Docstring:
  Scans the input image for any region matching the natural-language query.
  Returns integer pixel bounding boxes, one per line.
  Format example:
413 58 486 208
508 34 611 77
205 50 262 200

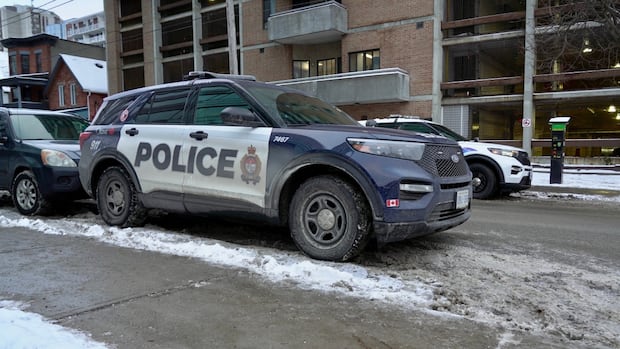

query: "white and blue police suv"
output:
78 72 472 261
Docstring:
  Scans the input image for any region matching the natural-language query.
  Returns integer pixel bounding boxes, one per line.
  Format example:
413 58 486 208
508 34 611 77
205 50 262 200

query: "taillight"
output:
79 131 93 147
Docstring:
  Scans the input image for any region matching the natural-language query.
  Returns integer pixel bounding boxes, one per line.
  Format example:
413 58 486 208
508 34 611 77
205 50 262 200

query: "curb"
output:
528 186 620 197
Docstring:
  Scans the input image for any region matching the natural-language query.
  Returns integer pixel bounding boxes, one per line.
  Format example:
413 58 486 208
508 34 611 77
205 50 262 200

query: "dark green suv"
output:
0 108 89 215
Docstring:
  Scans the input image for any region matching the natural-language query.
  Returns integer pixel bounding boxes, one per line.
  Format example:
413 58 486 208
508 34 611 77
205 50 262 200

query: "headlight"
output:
488 147 518 158
348 138 425 161
41 149 77 167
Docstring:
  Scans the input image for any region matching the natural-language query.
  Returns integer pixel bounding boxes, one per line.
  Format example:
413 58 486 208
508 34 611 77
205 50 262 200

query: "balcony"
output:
273 68 410 105
268 1 347 45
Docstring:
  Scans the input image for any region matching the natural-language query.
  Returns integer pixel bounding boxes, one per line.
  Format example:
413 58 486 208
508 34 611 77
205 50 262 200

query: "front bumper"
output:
34 166 88 200
373 183 472 244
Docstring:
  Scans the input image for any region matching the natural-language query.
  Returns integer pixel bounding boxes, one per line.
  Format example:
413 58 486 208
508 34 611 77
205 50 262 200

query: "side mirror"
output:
365 119 377 127
220 107 264 127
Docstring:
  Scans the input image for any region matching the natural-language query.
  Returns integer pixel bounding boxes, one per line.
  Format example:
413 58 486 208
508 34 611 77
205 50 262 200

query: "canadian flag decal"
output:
386 199 400 208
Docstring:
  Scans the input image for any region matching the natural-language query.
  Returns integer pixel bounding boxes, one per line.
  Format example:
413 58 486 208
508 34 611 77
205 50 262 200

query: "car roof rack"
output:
183 71 256 81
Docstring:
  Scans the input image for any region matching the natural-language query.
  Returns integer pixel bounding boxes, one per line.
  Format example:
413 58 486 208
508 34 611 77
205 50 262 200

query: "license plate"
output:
455 189 469 209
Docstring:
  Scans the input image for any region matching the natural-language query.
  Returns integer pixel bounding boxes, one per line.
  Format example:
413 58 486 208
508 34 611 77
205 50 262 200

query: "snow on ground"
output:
0 300 107 349
1 168 619 348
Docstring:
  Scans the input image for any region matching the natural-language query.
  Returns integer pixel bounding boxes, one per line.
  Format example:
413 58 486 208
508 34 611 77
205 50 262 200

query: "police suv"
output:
361 116 532 199
78 72 472 261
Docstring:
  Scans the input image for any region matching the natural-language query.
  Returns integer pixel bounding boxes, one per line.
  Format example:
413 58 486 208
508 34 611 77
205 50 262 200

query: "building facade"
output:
0 34 106 110
0 5 61 41
104 0 620 159
65 12 106 47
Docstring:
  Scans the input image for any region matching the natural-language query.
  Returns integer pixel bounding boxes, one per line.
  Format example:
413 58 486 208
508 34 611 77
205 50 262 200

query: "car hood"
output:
300 124 459 146
22 140 81 158
458 140 526 152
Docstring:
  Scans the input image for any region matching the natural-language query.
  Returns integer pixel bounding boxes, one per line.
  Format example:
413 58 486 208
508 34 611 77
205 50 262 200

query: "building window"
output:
201 7 239 51
123 67 145 91
293 60 310 78
20 53 30 74
317 58 338 76
163 58 194 83
70 83 77 105
263 0 273 28
9 53 17 75
121 28 143 52
349 49 380 72
161 17 193 58
35 51 42 73
58 85 65 106
203 52 230 74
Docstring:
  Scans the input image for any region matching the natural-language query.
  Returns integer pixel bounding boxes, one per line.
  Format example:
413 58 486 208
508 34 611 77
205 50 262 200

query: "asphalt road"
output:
1 196 618 348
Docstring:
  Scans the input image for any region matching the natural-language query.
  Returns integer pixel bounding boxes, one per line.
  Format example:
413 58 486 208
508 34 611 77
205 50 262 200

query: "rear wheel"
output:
96 166 147 227
470 163 498 199
289 175 371 261
11 170 51 215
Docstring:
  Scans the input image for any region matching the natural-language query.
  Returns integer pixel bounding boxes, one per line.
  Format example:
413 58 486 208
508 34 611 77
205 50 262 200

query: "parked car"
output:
361 116 532 199
78 72 472 261
0 108 90 215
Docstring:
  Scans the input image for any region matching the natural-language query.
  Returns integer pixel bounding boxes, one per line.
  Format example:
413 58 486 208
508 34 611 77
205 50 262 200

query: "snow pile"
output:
0 300 107 349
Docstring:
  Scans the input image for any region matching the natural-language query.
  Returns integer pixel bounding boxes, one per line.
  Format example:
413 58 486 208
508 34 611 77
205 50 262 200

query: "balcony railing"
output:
67 22 104 37
268 1 347 45
273 68 410 105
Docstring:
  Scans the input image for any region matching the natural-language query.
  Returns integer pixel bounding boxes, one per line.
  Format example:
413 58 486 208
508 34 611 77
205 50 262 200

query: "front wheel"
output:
470 163 498 200
96 166 147 227
11 170 50 215
289 176 371 261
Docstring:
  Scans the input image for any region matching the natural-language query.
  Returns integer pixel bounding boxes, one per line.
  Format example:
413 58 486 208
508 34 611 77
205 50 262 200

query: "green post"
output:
548 117 570 184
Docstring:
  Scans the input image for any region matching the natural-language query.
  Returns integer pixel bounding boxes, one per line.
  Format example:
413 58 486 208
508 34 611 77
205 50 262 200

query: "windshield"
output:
11 114 89 140
398 122 468 141
429 123 468 141
245 85 358 126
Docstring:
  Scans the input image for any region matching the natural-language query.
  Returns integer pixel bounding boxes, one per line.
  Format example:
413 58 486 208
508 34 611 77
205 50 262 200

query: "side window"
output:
399 123 440 135
193 86 251 125
134 89 189 124
94 95 140 125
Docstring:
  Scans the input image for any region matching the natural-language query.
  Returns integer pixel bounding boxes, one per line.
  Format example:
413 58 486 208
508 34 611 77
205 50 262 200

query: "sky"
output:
8 0 104 20
0 168 619 348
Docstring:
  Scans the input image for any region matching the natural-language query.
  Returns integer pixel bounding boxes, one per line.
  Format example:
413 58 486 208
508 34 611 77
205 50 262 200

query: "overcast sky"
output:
10 0 103 20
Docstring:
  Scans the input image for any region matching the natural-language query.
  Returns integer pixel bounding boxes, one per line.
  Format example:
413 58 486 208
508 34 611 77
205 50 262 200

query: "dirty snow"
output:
1 168 619 349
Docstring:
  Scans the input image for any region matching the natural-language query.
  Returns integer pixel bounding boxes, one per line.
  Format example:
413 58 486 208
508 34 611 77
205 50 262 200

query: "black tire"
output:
11 170 51 215
470 163 498 200
96 166 147 227
289 175 371 261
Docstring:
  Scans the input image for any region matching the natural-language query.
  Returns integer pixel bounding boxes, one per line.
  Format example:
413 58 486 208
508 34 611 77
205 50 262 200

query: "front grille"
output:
516 151 531 165
429 202 468 222
415 145 470 178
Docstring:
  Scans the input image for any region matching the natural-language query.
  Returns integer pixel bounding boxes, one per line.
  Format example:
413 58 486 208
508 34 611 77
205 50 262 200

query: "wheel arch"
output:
465 155 505 184
273 159 382 227
88 152 142 198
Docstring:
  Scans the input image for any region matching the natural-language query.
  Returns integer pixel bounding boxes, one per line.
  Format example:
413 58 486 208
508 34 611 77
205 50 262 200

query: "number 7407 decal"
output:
273 136 290 143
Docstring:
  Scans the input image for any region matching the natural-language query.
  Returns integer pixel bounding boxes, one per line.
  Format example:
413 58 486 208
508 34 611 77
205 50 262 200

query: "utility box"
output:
549 117 570 184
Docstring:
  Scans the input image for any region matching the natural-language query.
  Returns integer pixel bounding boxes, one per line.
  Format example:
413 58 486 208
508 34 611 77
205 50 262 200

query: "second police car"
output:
78 72 472 261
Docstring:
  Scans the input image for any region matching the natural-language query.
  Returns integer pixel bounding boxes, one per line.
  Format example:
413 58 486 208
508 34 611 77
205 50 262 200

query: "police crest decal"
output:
240 145 261 185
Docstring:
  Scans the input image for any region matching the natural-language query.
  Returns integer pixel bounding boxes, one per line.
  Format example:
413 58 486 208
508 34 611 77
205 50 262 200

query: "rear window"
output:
11 114 89 140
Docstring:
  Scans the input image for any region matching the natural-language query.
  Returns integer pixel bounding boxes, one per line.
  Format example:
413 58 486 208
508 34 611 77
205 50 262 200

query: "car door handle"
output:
190 131 208 140
125 128 139 136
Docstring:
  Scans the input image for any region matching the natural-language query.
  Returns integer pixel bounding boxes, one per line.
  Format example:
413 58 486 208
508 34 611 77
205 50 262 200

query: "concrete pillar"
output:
145 0 163 85
522 0 537 155
226 0 238 74
432 0 445 123
104 0 123 94
193 0 203 72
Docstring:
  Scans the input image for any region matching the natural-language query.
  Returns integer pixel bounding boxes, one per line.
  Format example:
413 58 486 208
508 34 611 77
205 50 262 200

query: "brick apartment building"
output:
104 0 620 159
0 33 106 116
